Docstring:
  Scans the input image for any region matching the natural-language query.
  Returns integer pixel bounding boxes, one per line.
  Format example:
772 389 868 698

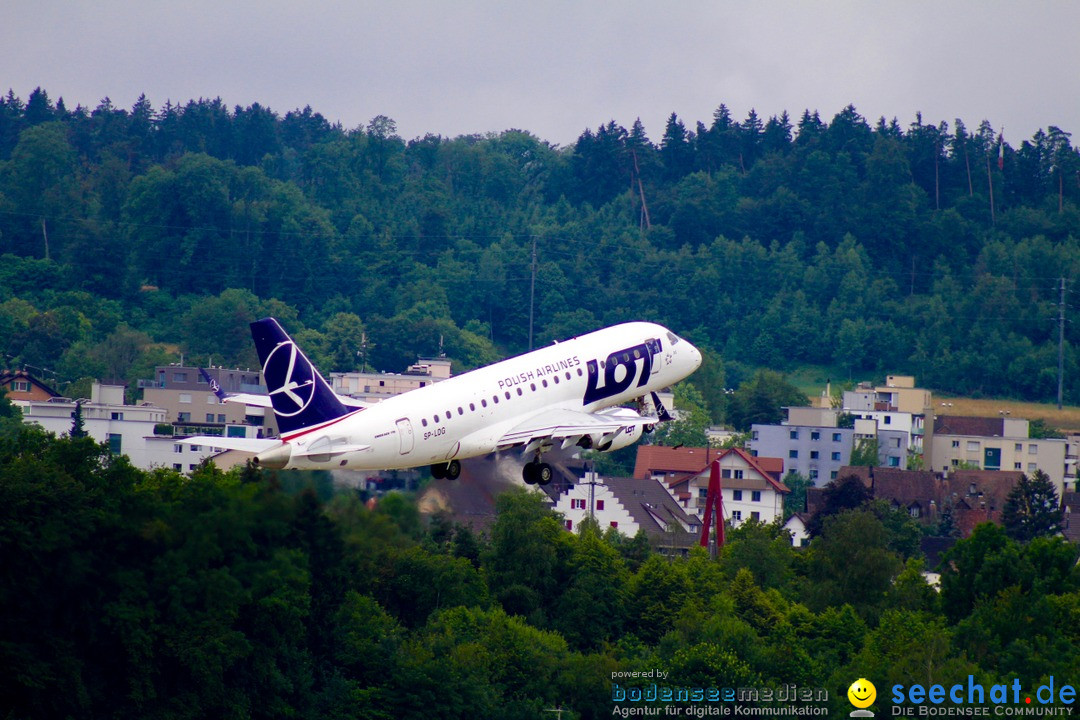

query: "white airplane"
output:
184 318 702 485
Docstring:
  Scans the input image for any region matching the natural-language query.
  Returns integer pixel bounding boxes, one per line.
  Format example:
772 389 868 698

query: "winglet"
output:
250 318 354 436
650 391 674 422
199 367 230 402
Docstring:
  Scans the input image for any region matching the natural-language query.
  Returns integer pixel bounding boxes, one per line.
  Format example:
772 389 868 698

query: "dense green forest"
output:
3 416 1080 719
1 88 1079 416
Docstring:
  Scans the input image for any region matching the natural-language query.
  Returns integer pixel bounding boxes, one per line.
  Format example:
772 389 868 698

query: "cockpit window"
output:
666 331 680 345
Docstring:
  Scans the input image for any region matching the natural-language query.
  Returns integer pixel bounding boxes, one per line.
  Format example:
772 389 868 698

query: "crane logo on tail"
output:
263 341 316 417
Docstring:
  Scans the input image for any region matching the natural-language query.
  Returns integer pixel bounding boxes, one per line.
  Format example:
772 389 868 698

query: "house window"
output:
811 431 820 441
733 490 743 501
173 463 182 471
207 395 216 404
731 511 742 521
809 469 819 480
610 521 618 528
967 441 979 452
111 412 124 420
571 499 585 510
789 450 798 459
699 488 707 498
1028 463 1037 472
177 412 191 422
832 432 842 442
733 469 744 480
832 452 841 461
596 500 605 511
888 456 900 467
751 511 760 521
1015 443 1023 452
830 471 838 479
1029 444 1038 455
206 413 215 422
790 430 799 440
910 506 921 518
174 444 183 453
722 469 731 478
217 414 226 423
884 416 892 424
107 433 122 454
751 491 761 502
565 520 572 530
894 438 901 448
11 380 30 392
173 372 187 382
751 430 759 441
952 440 960 448
179 393 192 404
810 451 819 459
1015 462 1022 470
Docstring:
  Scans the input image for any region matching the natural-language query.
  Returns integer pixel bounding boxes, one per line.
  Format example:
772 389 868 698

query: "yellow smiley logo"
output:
848 678 876 709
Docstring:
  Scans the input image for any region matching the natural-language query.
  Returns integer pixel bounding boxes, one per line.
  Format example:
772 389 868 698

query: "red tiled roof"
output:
633 445 717 479
662 447 790 494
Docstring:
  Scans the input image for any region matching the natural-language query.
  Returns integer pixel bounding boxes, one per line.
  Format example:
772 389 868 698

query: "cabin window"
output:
421 419 428 427
633 349 641 359
542 379 548 388
552 376 559 384
469 403 475 411
504 391 511 400
516 388 523 396
445 411 451 420
482 399 488 407
530 383 536 391
457 407 464 416
577 368 583 377
493 396 499 404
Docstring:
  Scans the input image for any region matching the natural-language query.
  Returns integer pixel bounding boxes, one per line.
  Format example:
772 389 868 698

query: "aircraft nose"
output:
686 341 703 371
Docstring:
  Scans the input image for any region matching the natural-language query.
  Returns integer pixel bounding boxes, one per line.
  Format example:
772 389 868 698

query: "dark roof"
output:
839 466 942 506
600 475 697 539
1060 490 1080 543
945 470 1023 536
0 369 60 397
934 416 1005 437
920 536 957 572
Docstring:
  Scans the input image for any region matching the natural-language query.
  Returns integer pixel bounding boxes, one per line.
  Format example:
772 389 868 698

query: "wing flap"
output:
498 407 657 449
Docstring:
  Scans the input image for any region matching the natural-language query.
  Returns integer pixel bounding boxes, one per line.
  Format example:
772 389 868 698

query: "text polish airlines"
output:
184 318 702 485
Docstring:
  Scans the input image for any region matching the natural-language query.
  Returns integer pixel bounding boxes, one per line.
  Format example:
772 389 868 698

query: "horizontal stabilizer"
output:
178 436 281 454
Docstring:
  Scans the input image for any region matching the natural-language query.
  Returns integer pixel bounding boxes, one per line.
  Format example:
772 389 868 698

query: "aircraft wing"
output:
497 406 657 453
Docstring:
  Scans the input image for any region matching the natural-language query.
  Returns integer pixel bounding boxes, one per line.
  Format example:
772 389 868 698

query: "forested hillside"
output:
1 89 1079 412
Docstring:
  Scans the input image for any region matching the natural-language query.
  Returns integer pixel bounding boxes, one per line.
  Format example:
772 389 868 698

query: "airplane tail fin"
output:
250 318 354 436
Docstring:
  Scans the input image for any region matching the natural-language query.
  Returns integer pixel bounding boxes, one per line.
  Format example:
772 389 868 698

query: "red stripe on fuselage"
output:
280 408 365 442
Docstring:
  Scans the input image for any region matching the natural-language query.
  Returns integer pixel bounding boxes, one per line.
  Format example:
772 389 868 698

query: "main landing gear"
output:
430 459 461 480
522 459 553 486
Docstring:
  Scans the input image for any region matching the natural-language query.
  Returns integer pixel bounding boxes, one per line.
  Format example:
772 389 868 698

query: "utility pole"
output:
1059 277 1066 410
528 237 537 351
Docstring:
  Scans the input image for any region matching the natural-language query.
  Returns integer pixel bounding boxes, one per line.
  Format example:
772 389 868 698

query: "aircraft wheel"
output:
537 463 553 486
445 459 461 480
430 463 447 480
522 463 537 485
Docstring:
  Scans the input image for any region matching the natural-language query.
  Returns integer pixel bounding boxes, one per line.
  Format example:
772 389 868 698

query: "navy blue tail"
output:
251 318 352 435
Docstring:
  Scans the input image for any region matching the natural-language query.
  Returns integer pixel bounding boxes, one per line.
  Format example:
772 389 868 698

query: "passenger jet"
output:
183 318 702 485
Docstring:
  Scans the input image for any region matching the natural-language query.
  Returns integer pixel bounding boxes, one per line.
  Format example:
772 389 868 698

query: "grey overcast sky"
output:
2 1 1078 148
